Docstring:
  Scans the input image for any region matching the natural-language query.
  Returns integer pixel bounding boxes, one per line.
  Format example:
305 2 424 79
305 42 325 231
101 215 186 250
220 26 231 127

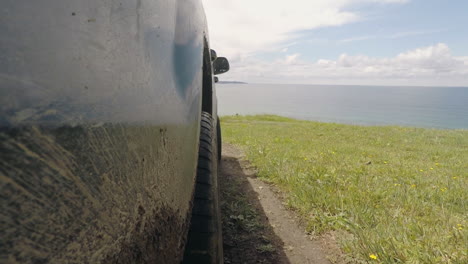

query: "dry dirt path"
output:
220 144 331 264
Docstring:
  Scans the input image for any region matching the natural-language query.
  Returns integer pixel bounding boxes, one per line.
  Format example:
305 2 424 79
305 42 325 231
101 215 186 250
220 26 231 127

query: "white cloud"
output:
203 0 411 58
339 35 377 43
285 53 301 64
221 44 468 86
339 29 445 43
388 29 445 39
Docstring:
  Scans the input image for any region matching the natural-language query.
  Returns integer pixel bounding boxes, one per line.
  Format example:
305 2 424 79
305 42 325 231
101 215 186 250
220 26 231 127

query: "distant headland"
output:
218 81 248 84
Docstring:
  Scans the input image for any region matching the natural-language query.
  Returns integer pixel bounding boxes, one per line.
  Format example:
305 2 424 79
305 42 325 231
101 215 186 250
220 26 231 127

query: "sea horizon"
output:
217 83 468 129
219 82 468 89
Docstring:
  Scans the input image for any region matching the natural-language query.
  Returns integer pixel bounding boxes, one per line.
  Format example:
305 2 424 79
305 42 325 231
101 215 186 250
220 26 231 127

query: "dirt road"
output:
220 144 331 264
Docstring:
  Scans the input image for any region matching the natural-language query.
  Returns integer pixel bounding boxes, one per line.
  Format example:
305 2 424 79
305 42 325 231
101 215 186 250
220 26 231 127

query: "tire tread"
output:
183 112 222 263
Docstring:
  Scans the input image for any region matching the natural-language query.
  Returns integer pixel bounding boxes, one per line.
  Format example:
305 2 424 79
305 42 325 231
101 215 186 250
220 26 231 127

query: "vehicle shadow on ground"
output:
219 153 291 264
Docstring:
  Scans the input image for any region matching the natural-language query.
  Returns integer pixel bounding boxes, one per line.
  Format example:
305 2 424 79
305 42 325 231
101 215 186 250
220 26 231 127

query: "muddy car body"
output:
0 0 226 262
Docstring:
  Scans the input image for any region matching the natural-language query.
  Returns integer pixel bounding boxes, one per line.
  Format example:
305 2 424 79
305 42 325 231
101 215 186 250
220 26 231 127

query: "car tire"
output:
217 117 222 162
183 112 223 264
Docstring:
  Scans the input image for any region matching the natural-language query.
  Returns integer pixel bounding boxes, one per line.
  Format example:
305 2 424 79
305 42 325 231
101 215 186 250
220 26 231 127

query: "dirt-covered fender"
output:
0 0 211 263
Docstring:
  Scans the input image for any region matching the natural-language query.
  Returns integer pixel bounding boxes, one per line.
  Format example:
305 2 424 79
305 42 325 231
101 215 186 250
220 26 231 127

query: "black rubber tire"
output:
216 117 222 162
183 112 223 264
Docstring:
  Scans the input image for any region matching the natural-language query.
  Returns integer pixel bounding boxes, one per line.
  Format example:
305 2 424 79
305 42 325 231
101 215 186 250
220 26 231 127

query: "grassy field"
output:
221 115 467 263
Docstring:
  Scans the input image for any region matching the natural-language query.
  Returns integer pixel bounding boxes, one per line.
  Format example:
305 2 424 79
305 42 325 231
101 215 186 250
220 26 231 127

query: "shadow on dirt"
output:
220 155 291 264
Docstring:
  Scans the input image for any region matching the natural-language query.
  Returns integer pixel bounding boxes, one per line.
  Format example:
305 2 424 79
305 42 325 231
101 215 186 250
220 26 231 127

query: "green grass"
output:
221 115 468 263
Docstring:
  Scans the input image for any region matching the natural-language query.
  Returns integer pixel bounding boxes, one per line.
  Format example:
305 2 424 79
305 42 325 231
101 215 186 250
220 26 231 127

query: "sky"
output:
202 0 468 86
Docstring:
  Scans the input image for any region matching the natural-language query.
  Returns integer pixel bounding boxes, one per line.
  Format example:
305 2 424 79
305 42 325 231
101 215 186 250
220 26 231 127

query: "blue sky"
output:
283 0 468 60
204 0 468 86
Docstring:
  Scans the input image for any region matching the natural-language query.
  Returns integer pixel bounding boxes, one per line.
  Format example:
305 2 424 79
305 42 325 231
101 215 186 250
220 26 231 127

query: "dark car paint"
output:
0 0 217 262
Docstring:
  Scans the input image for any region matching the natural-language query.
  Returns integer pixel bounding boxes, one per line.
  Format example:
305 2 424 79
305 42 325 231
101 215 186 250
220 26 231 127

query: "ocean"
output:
216 83 468 129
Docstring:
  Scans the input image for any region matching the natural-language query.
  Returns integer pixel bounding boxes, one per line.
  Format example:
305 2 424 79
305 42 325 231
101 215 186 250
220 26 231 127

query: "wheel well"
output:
201 39 213 114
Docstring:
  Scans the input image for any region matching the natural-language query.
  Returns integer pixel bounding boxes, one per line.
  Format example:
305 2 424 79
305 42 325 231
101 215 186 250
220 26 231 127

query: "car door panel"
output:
0 0 209 262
